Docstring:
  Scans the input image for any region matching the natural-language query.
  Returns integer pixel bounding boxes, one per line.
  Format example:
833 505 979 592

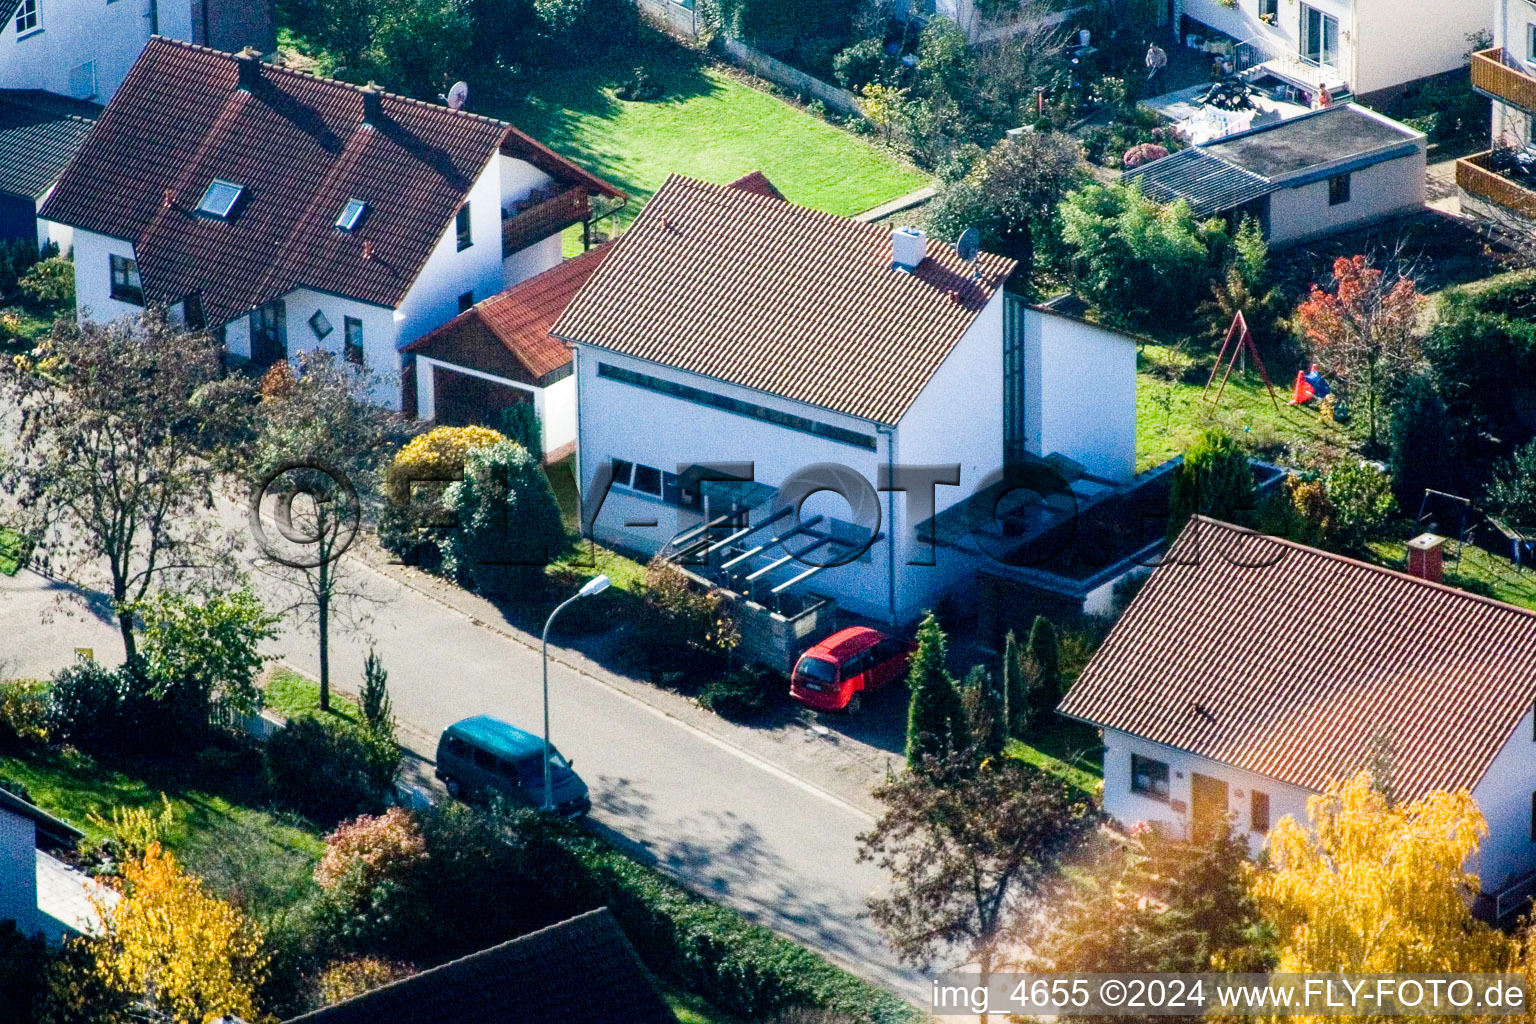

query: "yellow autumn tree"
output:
88 842 270 1024
1251 771 1520 984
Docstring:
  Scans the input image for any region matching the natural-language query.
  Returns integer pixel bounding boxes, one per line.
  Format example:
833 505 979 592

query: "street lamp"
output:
541 574 611 811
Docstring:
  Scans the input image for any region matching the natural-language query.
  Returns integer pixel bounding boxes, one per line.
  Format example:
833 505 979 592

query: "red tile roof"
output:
727 170 785 201
550 174 1016 426
1058 517 1536 802
40 38 616 328
404 243 611 381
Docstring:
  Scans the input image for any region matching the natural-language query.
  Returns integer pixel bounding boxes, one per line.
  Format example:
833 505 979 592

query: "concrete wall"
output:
1025 310 1138 484
1266 149 1426 246
719 38 863 116
0 809 37 935
395 158 506 348
69 228 143 324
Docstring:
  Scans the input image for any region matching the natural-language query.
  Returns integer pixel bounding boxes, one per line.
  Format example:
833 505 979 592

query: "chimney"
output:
234 47 262 92
1406 532 1445 583
360 82 385 127
890 226 926 272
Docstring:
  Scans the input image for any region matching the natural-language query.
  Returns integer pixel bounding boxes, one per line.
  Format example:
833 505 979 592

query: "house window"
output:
455 203 472 251
344 316 363 366
632 464 662 496
1328 173 1351 206
251 300 286 365
458 290 474 313
1250 790 1270 832
335 198 367 232
183 293 205 330
1130 754 1171 802
14 0 39 35
1527 23 1536 63
197 179 244 219
309 309 333 340
611 459 634 488
1257 0 1277 19
109 254 143 305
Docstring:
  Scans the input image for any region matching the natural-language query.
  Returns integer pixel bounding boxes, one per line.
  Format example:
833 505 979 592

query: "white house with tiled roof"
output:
1060 517 1536 917
552 172 1138 627
40 39 622 409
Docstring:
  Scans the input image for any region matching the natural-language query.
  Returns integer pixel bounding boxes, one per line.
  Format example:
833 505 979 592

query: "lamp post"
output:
542 574 611 811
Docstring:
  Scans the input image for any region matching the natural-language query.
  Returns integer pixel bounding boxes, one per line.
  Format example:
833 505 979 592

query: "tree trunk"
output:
113 578 136 663
318 557 330 713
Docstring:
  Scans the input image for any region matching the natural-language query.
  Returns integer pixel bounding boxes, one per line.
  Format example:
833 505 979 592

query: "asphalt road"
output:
0 557 928 1002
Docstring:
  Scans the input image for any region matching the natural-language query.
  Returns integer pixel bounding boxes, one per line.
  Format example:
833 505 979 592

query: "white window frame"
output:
14 0 40 36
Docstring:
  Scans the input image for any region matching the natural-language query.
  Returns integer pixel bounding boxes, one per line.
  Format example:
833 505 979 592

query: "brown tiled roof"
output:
1058 517 1536 803
727 170 785 201
40 38 613 327
550 174 1016 426
284 908 677 1024
404 243 611 382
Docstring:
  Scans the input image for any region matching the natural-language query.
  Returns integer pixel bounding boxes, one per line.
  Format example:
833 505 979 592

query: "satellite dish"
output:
447 81 469 110
955 226 981 263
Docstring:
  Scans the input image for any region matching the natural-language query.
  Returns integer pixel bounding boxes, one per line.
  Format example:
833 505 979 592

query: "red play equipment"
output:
1204 311 1280 410
1288 363 1332 405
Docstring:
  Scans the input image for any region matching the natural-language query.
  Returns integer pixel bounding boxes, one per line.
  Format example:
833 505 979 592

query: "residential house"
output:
552 172 1139 628
1457 1 1536 233
1172 0 1488 102
0 89 94 246
0 786 91 942
401 242 612 462
284 908 679 1024
0 0 273 103
1059 517 1536 917
40 38 623 409
1123 103 1426 245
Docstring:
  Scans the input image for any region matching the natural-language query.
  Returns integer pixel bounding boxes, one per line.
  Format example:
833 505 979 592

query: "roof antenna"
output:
445 81 469 110
954 226 981 284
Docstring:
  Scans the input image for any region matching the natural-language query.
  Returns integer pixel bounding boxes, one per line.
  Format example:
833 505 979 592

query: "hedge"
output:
545 822 922 1024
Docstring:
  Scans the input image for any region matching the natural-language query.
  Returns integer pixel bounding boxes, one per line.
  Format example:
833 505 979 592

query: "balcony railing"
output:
1457 149 1536 220
502 186 593 258
1471 47 1536 113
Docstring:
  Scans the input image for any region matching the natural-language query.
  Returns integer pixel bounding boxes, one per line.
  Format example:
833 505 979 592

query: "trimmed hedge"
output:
545 822 922 1024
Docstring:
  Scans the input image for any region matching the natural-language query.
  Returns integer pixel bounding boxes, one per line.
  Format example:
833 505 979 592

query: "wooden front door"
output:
1190 773 1230 843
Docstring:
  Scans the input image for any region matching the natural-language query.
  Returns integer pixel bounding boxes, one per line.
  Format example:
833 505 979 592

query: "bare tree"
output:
1 311 247 660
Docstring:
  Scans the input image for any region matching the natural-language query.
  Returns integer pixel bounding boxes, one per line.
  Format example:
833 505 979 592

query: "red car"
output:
790 627 912 713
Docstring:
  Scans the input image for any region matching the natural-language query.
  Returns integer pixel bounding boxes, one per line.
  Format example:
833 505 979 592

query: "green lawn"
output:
1007 719 1105 798
263 666 361 722
663 986 745 1024
492 35 927 230
1136 344 1363 472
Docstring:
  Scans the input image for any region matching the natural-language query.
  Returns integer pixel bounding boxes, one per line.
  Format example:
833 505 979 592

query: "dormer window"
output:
14 0 39 36
197 179 244 219
335 198 367 232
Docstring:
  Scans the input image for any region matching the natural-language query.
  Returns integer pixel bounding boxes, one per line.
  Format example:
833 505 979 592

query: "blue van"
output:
435 715 590 817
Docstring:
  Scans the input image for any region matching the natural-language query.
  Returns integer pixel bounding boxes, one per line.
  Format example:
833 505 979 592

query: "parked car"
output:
435 715 590 817
789 627 912 713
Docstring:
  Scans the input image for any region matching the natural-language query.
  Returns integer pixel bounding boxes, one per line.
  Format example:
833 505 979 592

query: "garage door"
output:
433 364 531 430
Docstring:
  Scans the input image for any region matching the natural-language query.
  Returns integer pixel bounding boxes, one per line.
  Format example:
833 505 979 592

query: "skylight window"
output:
335 198 368 232
197 180 244 219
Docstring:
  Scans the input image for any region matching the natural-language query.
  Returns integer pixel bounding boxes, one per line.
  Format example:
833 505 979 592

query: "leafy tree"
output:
1251 771 1521 976
441 440 569 591
924 131 1088 264
1388 374 1454 514
87 843 270 1024
1322 460 1398 552
131 589 279 717
703 0 859 48
635 558 740 678
0 919 51 1023
1025 614 1059 712
858 754 1098 1016
1200 216 1290 363
1027 825 1273 996
1 311 247 661
1166 428 1258 540
832 37 888 90
1059 182 1230 329
1295 254 1423 448
360 648 393 732
264 717 400 821
497 402 543 456
1486 439 1536 531
905 611 968 769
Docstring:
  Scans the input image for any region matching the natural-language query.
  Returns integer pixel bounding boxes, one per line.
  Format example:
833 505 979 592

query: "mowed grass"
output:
492 35 927 228
263 666 360 723
1007 718 1105 798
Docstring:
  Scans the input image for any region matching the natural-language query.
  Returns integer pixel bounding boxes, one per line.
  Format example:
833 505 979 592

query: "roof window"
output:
197 179 244 219
335 198 367 232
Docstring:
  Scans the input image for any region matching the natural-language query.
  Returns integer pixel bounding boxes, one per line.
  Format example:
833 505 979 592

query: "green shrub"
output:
633 558 740 680
0 918 51 1023
698 665 781 720
45 660 188 755
1324 461 1399 551
1166 428 1258 540
0 679 50 748
441 440 568 591
264 717 399 822
832 37 887 90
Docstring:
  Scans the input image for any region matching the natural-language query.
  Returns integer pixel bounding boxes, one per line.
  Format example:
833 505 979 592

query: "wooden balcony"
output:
502 186 593 258
1457 150 1536 220
1471 47 1536 113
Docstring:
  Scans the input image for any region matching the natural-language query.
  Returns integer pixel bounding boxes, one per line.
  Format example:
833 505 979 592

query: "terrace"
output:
1456 148 1536 225
1470 47 1536 113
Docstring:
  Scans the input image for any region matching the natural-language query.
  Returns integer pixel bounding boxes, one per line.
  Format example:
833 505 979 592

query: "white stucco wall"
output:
1024 311 1137 484
1266 149 1427 245
0 809 37 935
542 371 576 456
1493 0 1536 147
415 356 572 457
394 158 506 348
502 232 563 289
282 286 400 406
499 155 555 212
1101 728 1317 857
68 227 143 324
0 0 161 101
1353 0 1489 96
1471 708 1536 893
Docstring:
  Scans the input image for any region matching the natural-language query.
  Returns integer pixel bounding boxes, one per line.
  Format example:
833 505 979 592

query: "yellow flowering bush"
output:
385 425 506 507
